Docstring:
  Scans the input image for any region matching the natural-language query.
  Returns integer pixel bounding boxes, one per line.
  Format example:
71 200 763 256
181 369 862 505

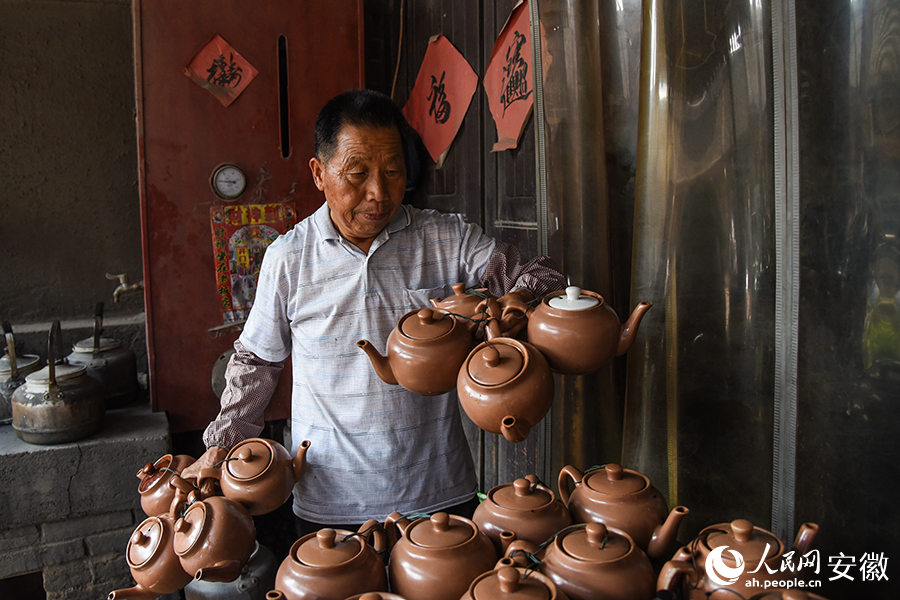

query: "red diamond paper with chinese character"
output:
185 34 259 107
485 0 534 152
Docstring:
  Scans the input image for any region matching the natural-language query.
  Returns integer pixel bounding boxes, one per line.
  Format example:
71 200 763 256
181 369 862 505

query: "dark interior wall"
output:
0 0 146 367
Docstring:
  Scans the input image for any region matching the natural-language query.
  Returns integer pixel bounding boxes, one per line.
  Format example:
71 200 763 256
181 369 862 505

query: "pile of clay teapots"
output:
657 518 820 599
358 284 652 444
136 453 197 517
558 463 689 560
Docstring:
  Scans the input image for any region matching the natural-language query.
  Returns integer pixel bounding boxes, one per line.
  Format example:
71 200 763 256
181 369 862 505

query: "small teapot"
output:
136 453 197 517
456 306 554 443
270 521 389 600
170 473 257 583
386 511 497 600
526 286 651 374
558 464 688 560
430 283 493 334
506 522 655 600
108 512 194 600
461 563 569 600
657 518 820 599
358 308 475 396
473 475 572 552
218 438 310 515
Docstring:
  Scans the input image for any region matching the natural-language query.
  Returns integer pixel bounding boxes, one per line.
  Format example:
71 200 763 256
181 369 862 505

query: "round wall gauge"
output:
210 164 247 200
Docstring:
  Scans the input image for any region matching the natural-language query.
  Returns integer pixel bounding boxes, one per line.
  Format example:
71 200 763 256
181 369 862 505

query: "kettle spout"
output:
357 340 398 385
107 585 160 600
292 439 311 481
791 522 819 555
647 505 689 560
195 559 243 583
617 301 652 356
500 416 530 443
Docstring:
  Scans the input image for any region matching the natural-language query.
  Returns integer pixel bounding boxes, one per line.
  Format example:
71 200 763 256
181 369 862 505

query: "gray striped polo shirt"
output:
239 202 494 523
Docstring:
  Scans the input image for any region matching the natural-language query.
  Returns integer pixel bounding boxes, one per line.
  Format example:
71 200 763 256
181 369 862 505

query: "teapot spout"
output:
647 505 689 559
107 585 160 600
791 522 819 555
356 340 398 385
617 301 652 356
195 559 243 582
292 439 311 481
500 416 530 443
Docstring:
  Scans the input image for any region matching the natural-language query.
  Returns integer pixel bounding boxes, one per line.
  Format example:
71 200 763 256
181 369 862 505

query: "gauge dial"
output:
211 164 246 200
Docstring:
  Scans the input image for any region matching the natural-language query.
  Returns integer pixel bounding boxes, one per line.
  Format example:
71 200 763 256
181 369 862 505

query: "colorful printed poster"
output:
403 35 479 168
210 203 296 323
484 0 534 152
185 34 259 107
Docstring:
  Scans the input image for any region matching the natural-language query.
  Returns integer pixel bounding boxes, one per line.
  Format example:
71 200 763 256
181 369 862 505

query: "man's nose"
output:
366 172 391 201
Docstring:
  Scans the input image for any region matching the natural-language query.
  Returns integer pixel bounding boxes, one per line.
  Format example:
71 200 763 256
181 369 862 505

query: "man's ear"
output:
309 156 325 191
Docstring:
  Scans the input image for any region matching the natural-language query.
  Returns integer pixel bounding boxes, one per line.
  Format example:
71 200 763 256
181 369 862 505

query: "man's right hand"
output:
180 446 229 482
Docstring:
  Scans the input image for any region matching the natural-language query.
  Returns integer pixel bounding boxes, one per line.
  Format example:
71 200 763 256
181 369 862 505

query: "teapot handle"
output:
557 465 584 507
197 468 221 499
656 559 695 593
357 519 388 554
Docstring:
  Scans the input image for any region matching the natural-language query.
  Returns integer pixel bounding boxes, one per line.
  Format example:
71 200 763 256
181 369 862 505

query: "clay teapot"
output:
456 307 554 443
270 521 389 600
218 438 310 515
136 453 197 517
430 283 493 334
558 463 688 560
473 475 572 552
461 563 569 600
506 522 655 600
525 286 651 374
748 592 830 600
657 518 820 599
108 512 194 600
386 511 497 600
358 307 475 395
169 473 257 583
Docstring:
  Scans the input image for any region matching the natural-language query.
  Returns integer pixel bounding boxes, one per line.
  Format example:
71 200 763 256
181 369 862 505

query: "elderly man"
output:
183 89 564 534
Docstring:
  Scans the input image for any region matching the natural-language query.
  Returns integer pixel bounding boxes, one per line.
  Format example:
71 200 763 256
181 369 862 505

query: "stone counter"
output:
0 404 171 600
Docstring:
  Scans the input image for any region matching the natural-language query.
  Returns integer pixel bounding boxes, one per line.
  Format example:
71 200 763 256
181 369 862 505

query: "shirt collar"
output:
313 202 411 243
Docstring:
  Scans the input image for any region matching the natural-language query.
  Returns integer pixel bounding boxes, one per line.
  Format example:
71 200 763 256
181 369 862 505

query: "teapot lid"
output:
224 439 275 480
137 454 174 493
471 566 551 600
72 336 122 353
127 517 166 568
467 343 524 386
547 286 600 311
25 362 87 384
705 519 783 564
400 308 454 340
0 353 40 376
173 502 209 556
408 512 475 548
491 478 553 511
558 523 631 562
583 464 648 495
293 529 362 567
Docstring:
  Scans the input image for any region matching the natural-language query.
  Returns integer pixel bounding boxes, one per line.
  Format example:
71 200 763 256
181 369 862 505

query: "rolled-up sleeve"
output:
479 241 566 298
202 339 284 450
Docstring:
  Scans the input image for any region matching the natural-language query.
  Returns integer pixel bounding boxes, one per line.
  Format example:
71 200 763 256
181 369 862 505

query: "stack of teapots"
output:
558 463 688 561
657 518 820 599
136 454 197 517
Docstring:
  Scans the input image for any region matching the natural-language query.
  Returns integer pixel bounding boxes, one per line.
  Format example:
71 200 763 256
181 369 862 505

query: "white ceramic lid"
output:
547 286 600 310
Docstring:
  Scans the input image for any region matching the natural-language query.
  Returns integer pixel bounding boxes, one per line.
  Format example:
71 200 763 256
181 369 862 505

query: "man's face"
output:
309 123 407 252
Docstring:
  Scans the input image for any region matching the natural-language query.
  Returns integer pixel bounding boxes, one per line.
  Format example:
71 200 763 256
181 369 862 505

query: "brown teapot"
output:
558 463 688 560
342 594 409 600
473 475 572 552
461 563 569 600
457 308 554 443
525 286 651 374
657 518 820 599
430 283 493 334
270 521 389 600
218 438 310 515
506 522 655 600
358 308 475 395
748 592 830 600
136 453 197 517
386 511 497 600
170 472 257 583
108 512 194 600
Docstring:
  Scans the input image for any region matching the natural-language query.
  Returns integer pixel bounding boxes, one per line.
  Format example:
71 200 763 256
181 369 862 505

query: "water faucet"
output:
106 273 144 302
